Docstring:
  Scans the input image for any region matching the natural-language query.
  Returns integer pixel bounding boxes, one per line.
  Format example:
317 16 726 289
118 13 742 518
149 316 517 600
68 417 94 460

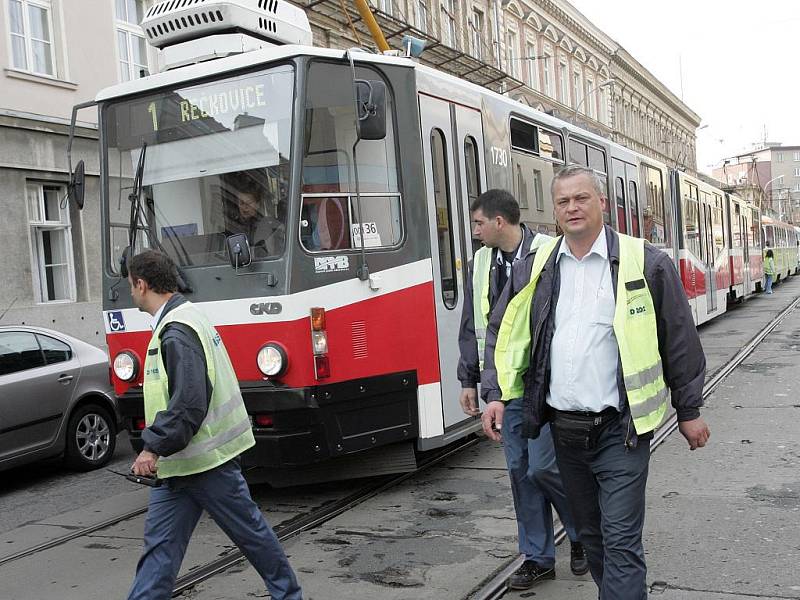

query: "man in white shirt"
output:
484 165 710 600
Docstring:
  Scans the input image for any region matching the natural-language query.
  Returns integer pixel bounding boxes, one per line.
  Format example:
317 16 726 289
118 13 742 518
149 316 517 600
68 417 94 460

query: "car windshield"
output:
104 65 293 270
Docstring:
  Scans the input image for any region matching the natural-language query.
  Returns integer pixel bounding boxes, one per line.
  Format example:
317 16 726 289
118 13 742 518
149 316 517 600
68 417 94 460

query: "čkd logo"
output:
250 302 282 316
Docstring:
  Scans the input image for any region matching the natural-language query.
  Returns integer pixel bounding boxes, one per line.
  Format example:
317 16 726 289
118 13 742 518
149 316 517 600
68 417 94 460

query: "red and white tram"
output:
66 0 790 482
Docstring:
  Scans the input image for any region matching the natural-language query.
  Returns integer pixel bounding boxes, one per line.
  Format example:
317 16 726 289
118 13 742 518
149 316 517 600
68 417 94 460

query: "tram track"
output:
468 294 800 600
171 435 480 595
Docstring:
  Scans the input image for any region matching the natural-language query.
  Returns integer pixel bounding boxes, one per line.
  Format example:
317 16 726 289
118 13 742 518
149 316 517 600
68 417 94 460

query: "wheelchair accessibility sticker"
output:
107 311 126 332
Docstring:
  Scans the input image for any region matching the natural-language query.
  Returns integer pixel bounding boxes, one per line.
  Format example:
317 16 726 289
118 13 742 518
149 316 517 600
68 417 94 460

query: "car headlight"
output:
113 351 139 381
257 343 288 377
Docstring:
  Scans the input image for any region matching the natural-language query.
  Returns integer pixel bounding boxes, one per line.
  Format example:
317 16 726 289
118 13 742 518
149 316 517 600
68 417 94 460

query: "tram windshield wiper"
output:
120 144 193 293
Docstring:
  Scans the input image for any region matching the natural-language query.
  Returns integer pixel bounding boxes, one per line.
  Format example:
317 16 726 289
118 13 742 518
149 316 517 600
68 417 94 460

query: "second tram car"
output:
67 0 791 482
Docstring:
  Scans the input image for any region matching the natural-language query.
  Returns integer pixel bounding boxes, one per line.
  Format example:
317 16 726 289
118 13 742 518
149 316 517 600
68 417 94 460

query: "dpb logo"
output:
107 311 126 332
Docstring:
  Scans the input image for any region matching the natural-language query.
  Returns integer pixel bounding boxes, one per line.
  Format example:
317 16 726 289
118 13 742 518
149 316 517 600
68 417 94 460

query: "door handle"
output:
58 374 74 383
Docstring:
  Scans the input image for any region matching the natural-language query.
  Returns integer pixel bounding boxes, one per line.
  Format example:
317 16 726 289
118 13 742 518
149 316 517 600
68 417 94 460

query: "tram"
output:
65 0 789 483
762 216 799 281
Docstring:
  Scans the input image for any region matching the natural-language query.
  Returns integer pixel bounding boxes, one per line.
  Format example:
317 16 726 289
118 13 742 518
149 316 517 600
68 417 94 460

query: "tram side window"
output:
510 121 561 234
641 164 666 246
629 181 640 238
538 129 563 161
431 129 458 309
300 62 402 252
464 136 482 254
683 184 701 258
751 209 760 246
732 203 742 248
615 177 627 234
712 194 725 258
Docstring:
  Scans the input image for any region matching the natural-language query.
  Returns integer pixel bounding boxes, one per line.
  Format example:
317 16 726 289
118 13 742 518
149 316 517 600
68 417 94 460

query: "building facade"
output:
0 0 156 342
299 0 701 170
712 143 800 223
1 0 699 343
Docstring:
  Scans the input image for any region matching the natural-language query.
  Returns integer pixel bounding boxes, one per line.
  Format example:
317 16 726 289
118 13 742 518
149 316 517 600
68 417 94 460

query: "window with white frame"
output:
440 0 456 48
416 0 428 33
115 0 149 82
573 67 583 112
599 86 609 125
795 168 800 177
470 8 483 60
795 151 800 161
558 58 569 105
8 0 56 76
506 30 518 78
526 41 538 89
542 46 554 97
775 152 784 162
793 182 800 192
26 182 75 303
377 0 393 16
585 75 595 118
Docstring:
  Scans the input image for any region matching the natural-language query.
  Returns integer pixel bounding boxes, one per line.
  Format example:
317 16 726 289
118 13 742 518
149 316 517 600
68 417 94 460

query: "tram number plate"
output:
351 222 382 247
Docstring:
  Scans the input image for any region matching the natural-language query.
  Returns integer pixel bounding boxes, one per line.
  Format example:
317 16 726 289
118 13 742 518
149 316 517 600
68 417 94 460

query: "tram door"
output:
611 159 639 236
419 94 470 430
701 196 718 313
740 206 752 294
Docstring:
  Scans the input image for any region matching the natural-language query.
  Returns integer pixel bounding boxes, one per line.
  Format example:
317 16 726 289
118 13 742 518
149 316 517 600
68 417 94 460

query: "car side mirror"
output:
68 160 85 210
354 79 386 141
226 233 252 269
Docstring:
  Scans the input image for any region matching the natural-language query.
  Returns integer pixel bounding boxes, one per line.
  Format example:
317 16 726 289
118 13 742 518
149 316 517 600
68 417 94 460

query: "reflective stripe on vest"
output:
143 302 255 478
494 233 668 434
472 246 493 371
472 234 552 371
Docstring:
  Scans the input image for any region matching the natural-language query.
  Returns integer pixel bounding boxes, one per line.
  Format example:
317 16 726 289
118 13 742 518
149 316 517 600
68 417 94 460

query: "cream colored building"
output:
0 0 156 341
301 0 701 171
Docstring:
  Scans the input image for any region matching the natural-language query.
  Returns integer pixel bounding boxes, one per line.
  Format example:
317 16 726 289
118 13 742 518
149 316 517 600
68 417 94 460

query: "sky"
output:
568 0 800 174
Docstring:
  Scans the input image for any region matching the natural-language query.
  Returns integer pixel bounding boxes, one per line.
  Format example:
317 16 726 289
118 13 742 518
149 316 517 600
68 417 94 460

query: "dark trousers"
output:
551 415 649 600
127 460 302 600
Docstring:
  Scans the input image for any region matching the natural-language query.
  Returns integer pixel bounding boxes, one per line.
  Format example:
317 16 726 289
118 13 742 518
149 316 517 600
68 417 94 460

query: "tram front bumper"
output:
119 370 419 468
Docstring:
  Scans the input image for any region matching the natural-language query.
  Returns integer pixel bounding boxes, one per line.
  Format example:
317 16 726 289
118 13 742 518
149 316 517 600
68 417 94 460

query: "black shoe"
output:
570 541 590 576
508 560 556 590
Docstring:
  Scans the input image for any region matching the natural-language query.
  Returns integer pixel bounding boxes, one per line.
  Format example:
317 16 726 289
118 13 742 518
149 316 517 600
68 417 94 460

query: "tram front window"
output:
104 66 293 271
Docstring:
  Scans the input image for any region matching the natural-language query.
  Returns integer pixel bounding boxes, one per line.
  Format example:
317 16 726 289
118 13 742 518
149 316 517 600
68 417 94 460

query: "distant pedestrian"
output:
764 248 775 294
490 166 710 600
125 250 302 600
458 189 587 590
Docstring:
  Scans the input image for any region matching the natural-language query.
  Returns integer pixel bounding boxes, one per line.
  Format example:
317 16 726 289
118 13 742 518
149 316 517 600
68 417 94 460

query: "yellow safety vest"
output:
143 302 255 478
494 233 668 435
471 232 551 371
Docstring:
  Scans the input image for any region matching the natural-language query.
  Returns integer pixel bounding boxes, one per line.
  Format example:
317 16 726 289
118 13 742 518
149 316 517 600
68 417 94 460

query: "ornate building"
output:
298 0 701 172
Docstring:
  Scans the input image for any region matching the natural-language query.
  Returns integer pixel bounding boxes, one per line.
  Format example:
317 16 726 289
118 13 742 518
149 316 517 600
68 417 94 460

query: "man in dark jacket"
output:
458 189 587 589
126 250 302 600
483 166 710 600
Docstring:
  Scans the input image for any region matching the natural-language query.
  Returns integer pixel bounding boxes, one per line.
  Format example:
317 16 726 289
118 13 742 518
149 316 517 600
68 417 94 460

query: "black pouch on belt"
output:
551 409 619 450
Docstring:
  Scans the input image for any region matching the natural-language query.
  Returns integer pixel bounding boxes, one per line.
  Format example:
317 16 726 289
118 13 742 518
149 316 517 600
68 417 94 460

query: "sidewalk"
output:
504 281 800 599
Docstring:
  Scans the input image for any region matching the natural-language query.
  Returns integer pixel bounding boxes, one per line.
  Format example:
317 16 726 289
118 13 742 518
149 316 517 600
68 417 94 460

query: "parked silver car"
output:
0 326 120 472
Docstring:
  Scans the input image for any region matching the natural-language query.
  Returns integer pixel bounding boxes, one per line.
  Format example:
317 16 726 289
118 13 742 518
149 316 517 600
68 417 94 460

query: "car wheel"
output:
64 404 117 470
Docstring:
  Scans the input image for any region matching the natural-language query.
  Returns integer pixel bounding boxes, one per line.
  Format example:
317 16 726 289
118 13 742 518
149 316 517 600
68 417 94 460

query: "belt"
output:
550 406 619 427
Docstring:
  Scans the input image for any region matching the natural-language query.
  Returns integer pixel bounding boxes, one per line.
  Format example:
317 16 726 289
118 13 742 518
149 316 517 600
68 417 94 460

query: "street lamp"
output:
574 78 615 119
762 175 784 217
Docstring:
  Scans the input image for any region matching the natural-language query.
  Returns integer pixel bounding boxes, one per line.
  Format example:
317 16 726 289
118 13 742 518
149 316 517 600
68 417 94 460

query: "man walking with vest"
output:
458 189 587 589
126 250 302 600
487 165 710 600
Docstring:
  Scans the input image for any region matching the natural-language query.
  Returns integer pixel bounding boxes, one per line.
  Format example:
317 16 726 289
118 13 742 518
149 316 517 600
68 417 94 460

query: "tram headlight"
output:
257 343 288 377
113 351 139 382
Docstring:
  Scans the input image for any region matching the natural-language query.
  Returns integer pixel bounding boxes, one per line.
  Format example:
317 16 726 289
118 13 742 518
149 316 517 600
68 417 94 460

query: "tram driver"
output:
223 170 285 258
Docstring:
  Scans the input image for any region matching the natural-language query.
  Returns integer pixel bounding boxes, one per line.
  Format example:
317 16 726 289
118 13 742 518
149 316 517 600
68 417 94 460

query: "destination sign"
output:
106 68 292 151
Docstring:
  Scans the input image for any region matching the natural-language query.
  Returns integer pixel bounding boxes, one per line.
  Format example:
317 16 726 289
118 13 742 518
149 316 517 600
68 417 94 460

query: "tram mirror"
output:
226 233 252 269
68 160 85 210
354 79 386 141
